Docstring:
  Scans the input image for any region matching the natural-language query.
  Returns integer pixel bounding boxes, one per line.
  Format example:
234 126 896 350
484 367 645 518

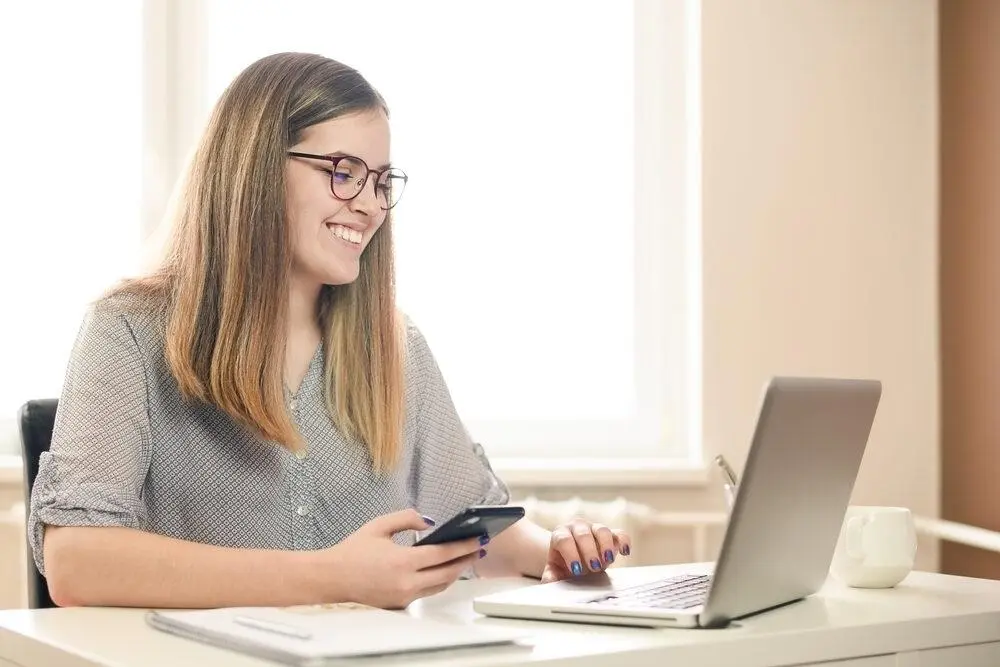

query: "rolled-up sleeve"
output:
407 322 510 526
28 303 152 576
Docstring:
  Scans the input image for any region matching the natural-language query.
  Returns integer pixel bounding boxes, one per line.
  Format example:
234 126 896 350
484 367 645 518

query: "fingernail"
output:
622 544 631 556
590 559 601 571
479 548 487 559
604 550 615 563
421 515 436 526
479 534 490 546
571 561 583 576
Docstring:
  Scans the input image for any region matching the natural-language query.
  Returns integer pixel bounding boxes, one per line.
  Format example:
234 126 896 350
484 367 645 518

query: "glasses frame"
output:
287 151 408 210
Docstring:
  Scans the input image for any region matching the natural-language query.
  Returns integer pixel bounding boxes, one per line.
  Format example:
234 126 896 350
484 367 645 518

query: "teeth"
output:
329 224 362 244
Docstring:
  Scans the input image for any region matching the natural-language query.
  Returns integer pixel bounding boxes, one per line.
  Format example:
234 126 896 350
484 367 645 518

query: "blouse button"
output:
296 505 310 517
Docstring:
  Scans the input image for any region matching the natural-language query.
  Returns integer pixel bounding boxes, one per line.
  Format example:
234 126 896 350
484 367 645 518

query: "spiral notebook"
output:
147 602 525 666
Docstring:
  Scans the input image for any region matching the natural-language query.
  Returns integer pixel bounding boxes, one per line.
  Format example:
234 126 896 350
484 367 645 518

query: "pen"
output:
233 615 313 640
714 454 739 487
713 455 740 510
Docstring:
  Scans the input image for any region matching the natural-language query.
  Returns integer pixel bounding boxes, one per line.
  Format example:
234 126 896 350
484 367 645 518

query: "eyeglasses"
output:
287 151 408 210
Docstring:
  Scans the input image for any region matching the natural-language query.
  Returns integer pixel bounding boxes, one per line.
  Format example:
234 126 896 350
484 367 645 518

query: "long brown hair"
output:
112 53 405 472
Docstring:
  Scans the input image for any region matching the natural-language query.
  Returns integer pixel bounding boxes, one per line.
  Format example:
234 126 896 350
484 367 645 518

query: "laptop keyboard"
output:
587 574 712 610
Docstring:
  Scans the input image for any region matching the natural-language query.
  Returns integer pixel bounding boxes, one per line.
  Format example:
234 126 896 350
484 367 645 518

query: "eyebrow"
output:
321 150 392 172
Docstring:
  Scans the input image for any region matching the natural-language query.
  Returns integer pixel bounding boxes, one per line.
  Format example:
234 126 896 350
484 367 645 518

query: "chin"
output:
321 269 361 286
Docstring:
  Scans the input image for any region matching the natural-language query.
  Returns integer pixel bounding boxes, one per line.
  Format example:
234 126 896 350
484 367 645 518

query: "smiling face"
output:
285 109 391 289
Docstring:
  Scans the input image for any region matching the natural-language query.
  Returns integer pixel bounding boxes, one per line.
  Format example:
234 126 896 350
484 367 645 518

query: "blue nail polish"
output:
622 544 631 556
479 548 487 558
571 561 583 576
421 515 436 526
479 534 490 546
590 559 601 571
604 550 615 563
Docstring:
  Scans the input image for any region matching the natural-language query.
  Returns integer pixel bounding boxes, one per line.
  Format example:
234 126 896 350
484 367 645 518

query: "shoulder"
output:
401 313 440 387
402 313 430 356
82 288 168 353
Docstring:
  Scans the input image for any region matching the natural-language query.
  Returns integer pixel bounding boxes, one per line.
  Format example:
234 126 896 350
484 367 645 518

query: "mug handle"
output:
845 515 871 561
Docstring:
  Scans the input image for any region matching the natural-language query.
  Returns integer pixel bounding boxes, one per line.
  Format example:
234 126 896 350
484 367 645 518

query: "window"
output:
1 0 701 472
0 3 144 454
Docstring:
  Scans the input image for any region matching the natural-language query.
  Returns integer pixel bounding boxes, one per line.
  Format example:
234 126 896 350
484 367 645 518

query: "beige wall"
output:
514 0 941 570
702 0 939 526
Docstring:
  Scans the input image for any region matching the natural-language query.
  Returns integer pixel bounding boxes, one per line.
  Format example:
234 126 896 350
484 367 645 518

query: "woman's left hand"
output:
541 519 632 583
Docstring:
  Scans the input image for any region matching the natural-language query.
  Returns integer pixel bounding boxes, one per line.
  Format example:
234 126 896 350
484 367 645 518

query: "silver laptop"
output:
474 376 882 629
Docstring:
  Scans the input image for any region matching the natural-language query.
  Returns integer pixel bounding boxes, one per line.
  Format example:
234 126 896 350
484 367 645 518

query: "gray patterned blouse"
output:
28 296 509 576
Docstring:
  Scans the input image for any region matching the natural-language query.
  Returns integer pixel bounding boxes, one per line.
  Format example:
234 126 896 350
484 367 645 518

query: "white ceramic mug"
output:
830 505 917 588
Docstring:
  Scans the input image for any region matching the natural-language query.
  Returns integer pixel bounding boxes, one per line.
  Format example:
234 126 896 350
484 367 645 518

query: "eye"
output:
330 168 353 184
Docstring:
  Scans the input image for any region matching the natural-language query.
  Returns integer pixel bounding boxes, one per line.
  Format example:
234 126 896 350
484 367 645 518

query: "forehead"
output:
298 110 391 165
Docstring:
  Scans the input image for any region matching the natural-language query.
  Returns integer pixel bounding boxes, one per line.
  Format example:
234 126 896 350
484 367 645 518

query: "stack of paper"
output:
147 602 525 666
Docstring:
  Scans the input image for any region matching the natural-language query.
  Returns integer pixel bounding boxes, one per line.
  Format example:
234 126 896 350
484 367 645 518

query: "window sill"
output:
492 457 710 488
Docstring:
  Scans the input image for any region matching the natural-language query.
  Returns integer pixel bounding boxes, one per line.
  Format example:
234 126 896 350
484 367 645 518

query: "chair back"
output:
17 399 59 609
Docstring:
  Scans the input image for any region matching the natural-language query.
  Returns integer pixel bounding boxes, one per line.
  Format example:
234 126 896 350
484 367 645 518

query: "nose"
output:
349 173 381 217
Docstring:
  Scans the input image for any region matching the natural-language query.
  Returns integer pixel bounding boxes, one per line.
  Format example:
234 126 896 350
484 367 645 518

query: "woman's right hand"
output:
322 509 483 609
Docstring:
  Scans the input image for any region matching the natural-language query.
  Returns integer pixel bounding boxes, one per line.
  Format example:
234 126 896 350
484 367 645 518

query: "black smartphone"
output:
413 505 525 546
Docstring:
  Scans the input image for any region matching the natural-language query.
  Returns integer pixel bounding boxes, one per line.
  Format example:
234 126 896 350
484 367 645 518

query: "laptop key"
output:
588 574 711 610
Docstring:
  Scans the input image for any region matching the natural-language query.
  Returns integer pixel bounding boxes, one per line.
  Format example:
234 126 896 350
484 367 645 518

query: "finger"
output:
416 552 479 600
591 523 617 566
368 508 434 536
570 520 603 572
418 551 480 592
612 529 633 557
411 536 482 570
540 557 575 584
551 525 584 577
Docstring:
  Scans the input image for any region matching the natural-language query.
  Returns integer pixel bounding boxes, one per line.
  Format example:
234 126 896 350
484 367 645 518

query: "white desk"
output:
2 566 1000 667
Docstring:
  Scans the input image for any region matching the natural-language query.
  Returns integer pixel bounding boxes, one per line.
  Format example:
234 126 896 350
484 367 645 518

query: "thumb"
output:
365 509 434 536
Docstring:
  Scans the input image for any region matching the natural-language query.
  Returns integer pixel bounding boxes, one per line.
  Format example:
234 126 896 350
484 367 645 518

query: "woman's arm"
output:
43 525 326 608
476 516 634 583
474 518 550 579
43 507 481 609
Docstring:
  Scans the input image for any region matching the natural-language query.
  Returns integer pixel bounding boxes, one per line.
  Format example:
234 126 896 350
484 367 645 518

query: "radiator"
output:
516 496 1000 565
516 495 728 563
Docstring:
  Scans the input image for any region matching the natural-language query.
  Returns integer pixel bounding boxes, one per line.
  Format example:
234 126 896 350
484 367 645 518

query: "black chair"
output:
17 398 59 609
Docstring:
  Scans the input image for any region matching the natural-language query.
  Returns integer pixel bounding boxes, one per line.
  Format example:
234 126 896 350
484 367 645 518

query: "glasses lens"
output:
379 169 408 210
330 156 368 200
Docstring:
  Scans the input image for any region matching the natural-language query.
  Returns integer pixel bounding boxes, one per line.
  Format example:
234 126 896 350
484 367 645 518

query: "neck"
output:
287 273 323 343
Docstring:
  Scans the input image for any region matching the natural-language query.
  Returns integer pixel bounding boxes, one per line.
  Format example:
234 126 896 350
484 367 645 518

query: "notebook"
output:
147 602 525 666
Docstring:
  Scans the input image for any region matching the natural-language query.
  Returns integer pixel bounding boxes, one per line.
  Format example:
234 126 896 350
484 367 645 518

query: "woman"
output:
28 52 631 609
